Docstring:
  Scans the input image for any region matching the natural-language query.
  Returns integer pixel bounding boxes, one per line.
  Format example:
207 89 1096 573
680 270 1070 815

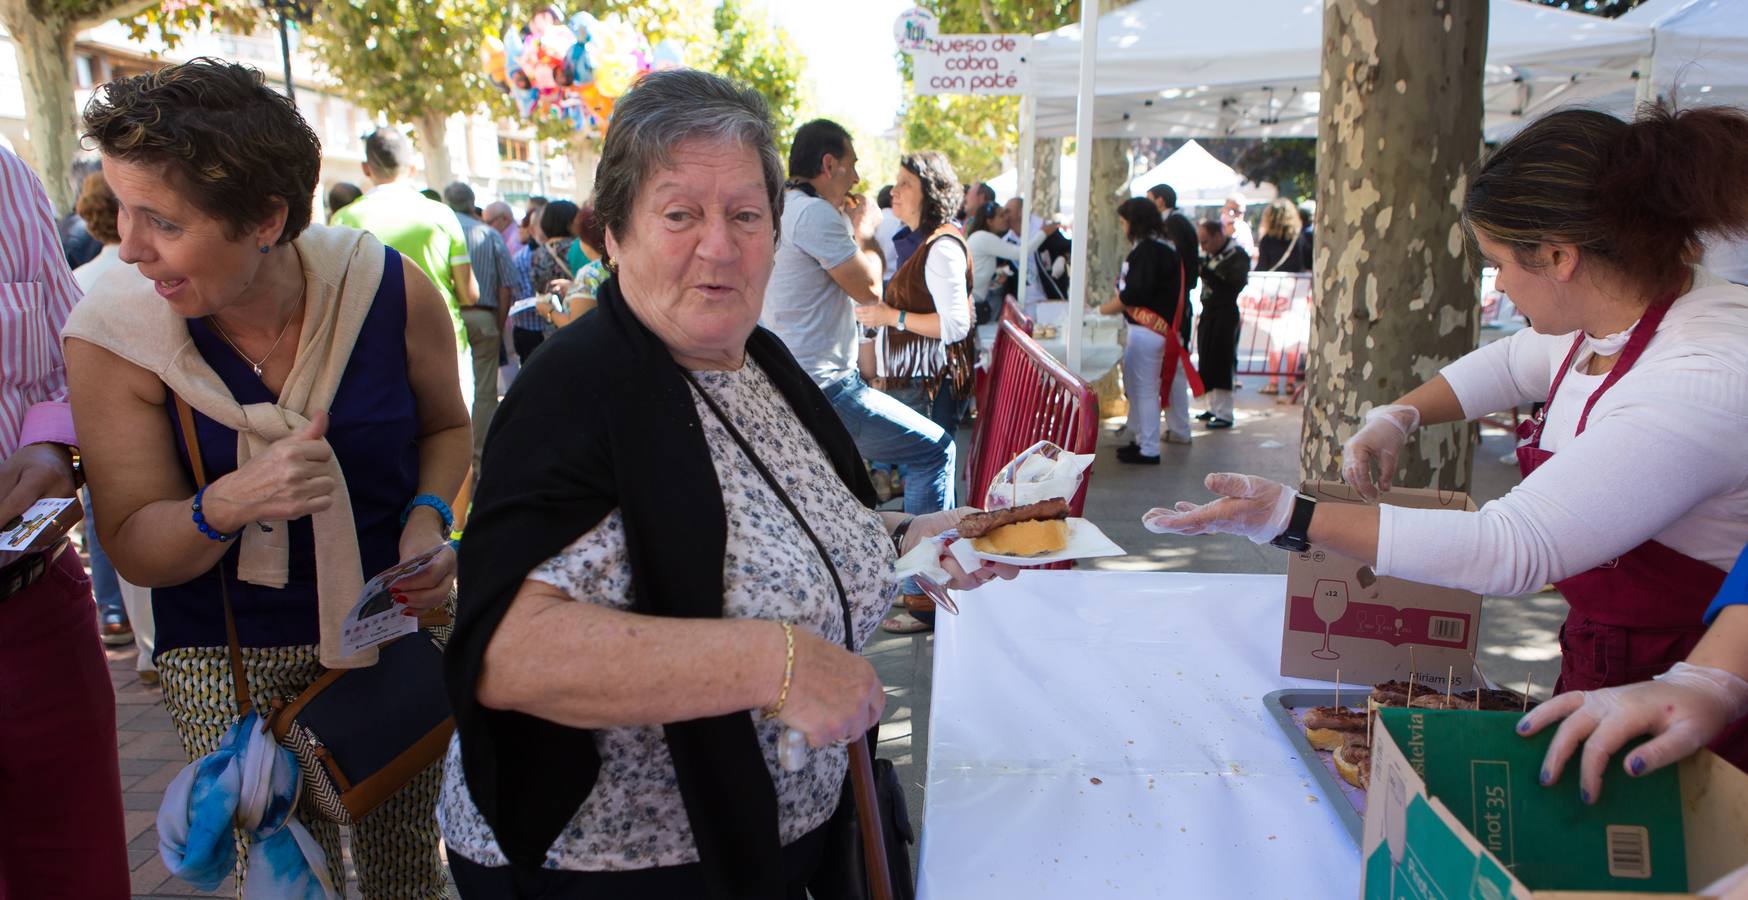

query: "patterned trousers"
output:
156 644 448 899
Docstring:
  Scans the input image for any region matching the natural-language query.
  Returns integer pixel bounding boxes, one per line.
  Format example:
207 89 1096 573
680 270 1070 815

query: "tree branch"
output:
977 0 1002 32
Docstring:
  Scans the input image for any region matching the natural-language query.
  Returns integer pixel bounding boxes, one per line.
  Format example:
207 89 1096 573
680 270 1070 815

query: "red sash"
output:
1124 256 1204 401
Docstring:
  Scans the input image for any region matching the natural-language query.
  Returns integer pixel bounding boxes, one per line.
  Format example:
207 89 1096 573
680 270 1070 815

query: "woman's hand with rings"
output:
200 411 335 532
777 627 885 749
905 507 1021 591
852 303 899 329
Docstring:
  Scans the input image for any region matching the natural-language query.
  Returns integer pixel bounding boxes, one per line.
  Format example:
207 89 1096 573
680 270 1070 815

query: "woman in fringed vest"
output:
853 151 978 473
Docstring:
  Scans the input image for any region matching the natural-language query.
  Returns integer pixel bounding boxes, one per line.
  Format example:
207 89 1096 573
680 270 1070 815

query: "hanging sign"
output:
909 33 1032 96
893 6 938 52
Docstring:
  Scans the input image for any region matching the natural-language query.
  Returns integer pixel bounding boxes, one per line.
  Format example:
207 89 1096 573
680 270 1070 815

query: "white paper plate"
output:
948 517 1126 566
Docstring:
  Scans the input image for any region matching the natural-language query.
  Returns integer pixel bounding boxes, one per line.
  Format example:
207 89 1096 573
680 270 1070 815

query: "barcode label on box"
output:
1428 616 1465 642
1606 825 1651 879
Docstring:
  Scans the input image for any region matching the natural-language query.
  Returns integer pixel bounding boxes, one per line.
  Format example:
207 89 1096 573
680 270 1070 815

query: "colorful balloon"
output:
488 7 653 131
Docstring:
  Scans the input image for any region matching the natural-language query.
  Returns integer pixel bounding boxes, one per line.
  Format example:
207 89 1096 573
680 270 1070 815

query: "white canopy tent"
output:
1025 0 1657 141
1013 0 1681 370
986 153 1076 212
1126 140 1274 208
1515 0 1748 118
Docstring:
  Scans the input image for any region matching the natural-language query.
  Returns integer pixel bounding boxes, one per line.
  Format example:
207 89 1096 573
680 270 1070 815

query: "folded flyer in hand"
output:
339 543 448 656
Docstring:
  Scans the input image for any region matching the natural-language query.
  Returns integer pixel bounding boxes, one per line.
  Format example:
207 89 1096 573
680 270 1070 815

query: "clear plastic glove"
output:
1142 473 1297 544
1340 404 1420 503
1516 661 1748 803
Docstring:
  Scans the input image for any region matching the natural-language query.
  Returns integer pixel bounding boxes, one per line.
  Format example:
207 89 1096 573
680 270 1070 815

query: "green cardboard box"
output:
1362 708 1748 898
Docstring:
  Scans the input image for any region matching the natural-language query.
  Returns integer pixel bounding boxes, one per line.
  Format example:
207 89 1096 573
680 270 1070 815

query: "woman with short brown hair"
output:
64 57 469 896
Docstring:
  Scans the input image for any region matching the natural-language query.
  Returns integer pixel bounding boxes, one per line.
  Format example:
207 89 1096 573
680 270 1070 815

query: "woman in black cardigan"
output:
440 69 1016 899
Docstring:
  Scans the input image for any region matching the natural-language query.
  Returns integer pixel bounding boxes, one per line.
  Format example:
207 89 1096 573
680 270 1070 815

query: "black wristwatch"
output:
1269 492 1317 552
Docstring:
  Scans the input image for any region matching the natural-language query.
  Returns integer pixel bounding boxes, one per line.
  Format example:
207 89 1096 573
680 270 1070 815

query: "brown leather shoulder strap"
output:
171 392 252 715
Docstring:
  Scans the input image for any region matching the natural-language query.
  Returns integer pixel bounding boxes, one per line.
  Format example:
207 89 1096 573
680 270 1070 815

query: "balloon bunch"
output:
481 5 686 135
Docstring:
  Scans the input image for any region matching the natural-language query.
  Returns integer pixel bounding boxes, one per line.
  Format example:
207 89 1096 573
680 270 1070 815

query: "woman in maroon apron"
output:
1138 106 1748 784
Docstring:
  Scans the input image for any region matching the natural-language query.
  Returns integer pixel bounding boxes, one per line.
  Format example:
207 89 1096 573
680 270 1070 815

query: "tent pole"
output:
1633 53 1655 108
1064 0 1100 374
1016 93 1036 320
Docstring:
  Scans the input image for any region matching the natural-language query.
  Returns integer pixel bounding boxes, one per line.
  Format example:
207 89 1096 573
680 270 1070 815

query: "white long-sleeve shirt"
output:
923 238 973 343
967 227 1045 300
1376 268 1748 596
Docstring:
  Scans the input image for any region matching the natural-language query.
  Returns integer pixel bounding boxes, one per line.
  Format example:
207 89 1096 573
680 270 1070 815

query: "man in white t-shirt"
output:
760 119 955 514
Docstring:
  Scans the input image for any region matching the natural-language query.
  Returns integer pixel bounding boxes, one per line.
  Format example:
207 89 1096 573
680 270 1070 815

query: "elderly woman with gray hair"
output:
440 69 1015 897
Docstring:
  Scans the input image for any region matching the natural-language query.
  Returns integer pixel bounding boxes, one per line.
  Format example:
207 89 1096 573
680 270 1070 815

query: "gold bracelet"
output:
761 621 796 720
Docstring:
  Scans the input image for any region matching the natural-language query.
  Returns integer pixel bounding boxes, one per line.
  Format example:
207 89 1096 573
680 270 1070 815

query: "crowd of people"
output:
4 54 1748 900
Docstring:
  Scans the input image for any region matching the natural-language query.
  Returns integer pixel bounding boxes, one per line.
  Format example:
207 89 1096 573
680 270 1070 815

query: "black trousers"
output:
1196 301 1241 392
450 821 829 900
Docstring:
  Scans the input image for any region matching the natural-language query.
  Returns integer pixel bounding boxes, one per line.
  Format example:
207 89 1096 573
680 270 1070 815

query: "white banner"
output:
912 34 1032 96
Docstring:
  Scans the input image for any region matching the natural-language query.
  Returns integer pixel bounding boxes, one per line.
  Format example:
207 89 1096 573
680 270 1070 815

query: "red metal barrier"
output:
973 299 1035 433
1191 272 1314 379
968 319 1100 520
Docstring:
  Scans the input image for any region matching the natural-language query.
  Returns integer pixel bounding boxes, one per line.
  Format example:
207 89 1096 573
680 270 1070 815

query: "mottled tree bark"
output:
1301 0 1486 493
1030 136 1060 220
566 135 598 203
1085 137 1131 305
3 0 159 214
413 111 454 192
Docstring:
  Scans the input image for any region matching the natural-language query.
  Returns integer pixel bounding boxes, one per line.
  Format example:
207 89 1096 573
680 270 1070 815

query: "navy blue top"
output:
154 248 419 655
1705 543 1748 625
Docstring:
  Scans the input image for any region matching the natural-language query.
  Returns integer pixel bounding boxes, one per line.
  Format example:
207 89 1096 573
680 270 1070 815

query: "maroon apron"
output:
1515 294 1748 770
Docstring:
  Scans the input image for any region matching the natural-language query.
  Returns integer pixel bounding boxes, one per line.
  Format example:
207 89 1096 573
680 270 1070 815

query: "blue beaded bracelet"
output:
400 493 455 532
191 485 242 542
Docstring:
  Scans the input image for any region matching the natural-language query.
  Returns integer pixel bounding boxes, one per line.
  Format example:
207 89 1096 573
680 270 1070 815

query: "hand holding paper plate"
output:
892 441 1123 613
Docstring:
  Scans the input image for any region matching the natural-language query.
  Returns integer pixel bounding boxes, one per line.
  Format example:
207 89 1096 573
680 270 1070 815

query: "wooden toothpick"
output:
1446 666 1454 707
1407 647 1418 706
1523 673 1533 713
1336 669 1342 710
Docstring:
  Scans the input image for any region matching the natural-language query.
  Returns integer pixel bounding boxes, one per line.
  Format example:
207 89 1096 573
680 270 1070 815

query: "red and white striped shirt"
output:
0 145 80 458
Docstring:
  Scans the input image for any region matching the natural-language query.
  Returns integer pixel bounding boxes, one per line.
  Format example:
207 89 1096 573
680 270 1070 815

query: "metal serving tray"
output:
1262 688 1367 845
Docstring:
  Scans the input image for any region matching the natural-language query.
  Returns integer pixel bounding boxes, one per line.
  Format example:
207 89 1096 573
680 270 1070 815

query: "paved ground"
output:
104 320 1560 896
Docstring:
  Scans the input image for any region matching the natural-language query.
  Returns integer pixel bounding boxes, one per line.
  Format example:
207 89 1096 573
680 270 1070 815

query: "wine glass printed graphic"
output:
1310 578 1350 660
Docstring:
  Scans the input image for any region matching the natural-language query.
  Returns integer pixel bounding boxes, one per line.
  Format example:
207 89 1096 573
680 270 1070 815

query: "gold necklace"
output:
209 296 302 378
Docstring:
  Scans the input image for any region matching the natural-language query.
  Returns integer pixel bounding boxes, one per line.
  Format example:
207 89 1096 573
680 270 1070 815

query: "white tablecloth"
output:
919 571 1360 899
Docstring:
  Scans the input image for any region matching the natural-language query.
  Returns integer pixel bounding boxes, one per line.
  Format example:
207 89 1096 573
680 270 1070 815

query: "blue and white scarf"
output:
157 711 337 899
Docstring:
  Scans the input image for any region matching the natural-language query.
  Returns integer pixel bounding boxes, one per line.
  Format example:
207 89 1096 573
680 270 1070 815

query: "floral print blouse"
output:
438 357 894 871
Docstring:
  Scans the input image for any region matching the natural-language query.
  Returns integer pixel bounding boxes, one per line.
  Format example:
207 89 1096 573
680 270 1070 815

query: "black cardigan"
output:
445 276 877 896
1119 237 1185 340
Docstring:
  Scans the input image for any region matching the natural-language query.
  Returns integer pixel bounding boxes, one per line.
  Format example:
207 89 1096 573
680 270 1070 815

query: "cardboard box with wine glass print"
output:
1279 481 1483 690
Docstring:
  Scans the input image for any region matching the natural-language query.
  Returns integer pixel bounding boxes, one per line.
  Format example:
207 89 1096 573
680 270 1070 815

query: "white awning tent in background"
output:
1625 0 1748 110
1025 0 1660 141
1521 0 1748 118
1018 0 1748 371
1126 140 1275 208
986 154 1076 211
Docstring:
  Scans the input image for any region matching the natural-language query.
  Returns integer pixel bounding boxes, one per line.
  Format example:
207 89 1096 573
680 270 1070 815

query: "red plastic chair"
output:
968 319 1100 520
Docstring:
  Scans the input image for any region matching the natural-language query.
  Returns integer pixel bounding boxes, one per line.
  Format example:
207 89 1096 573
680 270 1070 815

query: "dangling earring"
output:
259 244 271 254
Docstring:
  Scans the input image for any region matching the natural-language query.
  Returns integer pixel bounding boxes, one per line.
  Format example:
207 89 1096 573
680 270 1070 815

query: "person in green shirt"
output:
331 130 476 411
